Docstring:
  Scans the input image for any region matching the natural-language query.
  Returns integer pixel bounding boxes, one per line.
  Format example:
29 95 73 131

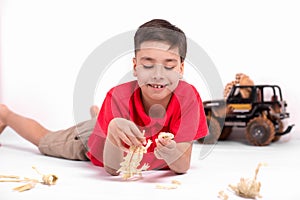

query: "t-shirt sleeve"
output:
171 84 208 143
194 91 208 140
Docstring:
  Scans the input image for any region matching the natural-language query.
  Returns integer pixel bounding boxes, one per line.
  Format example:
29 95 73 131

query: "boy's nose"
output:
152 65 164 80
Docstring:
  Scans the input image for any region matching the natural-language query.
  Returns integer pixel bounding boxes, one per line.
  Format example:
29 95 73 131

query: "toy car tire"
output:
246 117 275 146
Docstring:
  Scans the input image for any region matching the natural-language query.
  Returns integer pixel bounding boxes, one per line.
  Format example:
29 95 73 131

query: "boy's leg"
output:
0 104 50 146
38 117 97 161
1 104 99 160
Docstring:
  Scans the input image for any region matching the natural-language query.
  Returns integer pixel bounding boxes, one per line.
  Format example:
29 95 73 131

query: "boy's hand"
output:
154 134 193 173
107 118 146 151
154 134 177 160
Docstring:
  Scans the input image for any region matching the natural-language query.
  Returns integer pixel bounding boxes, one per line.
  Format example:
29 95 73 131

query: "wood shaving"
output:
156 183 178 190
156 180 181 190
13 181 38 192
158 132 174 140
228 163 267 199
0 175 20 179
171 180 181 185
0 166 58 192
32 166 58 185
218 190 229 200
117 131 153 180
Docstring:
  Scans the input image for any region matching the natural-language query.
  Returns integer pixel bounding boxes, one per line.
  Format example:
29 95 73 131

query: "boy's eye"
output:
143 65 154 69
164 66 175 70
141 65 175 70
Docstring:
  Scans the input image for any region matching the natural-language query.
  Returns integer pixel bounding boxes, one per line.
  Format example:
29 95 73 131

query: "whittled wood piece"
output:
117 138 153 180
229 163 266 199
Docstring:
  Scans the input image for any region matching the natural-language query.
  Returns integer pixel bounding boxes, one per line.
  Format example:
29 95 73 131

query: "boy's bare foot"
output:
90 105 99 118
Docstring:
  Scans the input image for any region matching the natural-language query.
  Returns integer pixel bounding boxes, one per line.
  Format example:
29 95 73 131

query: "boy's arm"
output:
103 137 123 176
154 140 193 174
167 142 193 174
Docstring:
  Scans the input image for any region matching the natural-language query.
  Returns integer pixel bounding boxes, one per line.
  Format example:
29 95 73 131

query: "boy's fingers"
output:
109 135 128 152
126 131 144 146
154 148 163 159
129 124 146 145
120 127 143 147
116 128 132 147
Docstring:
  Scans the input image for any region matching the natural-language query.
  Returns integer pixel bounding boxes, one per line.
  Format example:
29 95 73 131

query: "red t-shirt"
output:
87 80 208 170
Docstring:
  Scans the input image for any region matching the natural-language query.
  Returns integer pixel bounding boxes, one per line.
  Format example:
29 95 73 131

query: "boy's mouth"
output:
148 84 167 89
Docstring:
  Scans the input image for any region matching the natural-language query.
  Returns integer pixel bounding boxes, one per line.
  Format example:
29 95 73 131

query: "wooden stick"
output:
0 175 20 179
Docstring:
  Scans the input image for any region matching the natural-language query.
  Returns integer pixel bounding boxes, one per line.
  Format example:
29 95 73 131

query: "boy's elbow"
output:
172 168 188 174
170 163 190 174
104 165 120 176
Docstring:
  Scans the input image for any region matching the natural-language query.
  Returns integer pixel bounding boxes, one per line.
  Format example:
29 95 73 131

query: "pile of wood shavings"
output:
0 166 58 192
218 163 267 200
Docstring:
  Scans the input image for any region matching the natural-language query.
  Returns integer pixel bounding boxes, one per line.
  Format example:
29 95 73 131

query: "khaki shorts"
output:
38 118 96 161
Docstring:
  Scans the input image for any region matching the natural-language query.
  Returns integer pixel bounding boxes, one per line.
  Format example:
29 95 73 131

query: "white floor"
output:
0 127 299 200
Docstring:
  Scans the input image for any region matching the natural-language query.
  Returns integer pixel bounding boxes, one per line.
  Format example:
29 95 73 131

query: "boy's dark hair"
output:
134 19 187 62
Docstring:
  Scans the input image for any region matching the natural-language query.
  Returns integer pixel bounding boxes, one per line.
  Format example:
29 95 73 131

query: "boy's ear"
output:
179 62 184 78
133 57 137 77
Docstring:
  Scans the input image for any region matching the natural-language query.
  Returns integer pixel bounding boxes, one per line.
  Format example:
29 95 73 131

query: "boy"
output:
0 19 208 175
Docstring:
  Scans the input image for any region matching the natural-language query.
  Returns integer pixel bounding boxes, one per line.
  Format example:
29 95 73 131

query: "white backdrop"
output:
1 0 299 138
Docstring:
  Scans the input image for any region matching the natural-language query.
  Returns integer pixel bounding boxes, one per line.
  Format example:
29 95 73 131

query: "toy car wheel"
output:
219 126 232 140
246 117 275 146
198 117 221 144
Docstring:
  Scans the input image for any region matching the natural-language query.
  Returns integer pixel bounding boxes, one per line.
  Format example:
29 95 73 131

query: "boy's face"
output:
133 41 184 105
